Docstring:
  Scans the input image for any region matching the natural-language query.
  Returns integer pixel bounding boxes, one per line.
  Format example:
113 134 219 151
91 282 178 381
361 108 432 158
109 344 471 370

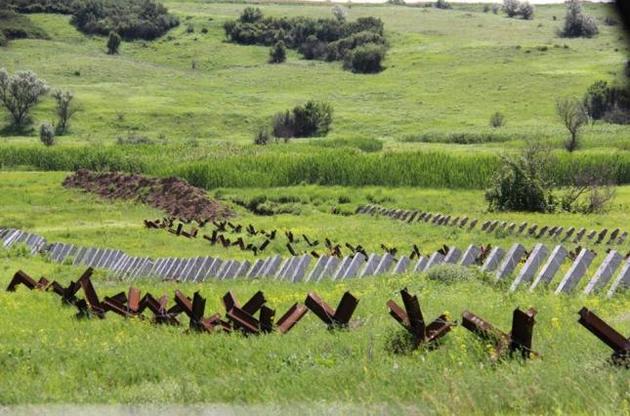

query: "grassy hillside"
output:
0 2 627 148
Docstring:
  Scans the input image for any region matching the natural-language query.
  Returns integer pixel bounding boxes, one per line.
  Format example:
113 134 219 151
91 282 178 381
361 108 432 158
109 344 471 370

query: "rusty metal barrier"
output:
462 308 538 360
305 291 359 329
387 288 453 349
578 307 629 367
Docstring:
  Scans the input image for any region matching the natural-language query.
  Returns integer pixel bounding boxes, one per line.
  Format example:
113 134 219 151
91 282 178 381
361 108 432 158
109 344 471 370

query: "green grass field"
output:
0 1 628 148
0 172 629 412
1 1 630 413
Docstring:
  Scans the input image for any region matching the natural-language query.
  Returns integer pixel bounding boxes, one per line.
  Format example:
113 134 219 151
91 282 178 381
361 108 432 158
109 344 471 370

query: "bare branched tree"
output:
561 166 616 214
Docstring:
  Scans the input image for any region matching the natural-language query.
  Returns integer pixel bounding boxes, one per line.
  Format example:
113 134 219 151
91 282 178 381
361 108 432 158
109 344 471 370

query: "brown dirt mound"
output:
63 169 233 223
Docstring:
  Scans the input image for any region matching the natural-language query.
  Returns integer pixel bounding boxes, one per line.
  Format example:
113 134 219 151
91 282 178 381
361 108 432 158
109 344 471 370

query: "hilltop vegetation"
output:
6 0 179 40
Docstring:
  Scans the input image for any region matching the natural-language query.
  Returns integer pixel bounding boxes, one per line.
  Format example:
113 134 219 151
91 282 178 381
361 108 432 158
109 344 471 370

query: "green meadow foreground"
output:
0 172 628 413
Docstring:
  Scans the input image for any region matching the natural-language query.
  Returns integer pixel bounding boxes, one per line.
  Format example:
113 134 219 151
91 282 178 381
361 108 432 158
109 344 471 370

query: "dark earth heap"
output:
63 169 232 223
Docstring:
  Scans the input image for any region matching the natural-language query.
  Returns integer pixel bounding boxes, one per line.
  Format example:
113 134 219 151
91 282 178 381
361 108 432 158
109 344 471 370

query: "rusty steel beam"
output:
276 303 308 334
462 308 538 360
6 270 49 292
77 270 105 319
387 288 452 349
578 307 629 366
305 291 359 329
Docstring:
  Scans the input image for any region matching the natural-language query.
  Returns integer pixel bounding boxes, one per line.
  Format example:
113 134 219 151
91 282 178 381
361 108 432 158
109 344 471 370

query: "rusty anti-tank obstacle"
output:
578 307 629 367
387 288 453 349
462 308 538 360
222 290 308 335
304 291 359 329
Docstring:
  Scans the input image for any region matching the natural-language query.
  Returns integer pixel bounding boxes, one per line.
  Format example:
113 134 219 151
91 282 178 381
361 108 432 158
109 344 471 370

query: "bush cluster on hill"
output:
0 8 48 46
559 0 598 38
6 0 179 40
224 7 387 73
583 81 630 124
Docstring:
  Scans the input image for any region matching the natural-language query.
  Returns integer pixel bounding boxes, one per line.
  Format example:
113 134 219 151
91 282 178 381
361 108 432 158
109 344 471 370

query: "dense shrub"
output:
343 43 386 73
253 127 271 145
292 101 334 137
8 0 178 40
485 144 556 212
503 0 520 18
0 8 49 45
489 112 505 128
271 101 333 139
72 0 179 40
583 80 630 124
39 122 55 146
503 0 534 20
107 31 121 54
269 40 287 63
560 0 598 38
224 9 387 73
434 0 452 10
518 2 535 20
326 31 385 61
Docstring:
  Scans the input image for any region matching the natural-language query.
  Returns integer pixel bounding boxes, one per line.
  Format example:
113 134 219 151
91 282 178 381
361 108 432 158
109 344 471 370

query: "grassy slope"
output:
0 2 628 149
4 171 630 261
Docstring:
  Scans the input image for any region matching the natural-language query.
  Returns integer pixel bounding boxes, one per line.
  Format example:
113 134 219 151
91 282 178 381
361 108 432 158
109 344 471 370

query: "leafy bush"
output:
240 7 263 24
489 112 505 128
556 97 588 152
52 89 78 134
107 31 121 54
299 35 327 60
343 43 386 73
292 101 334 137
272 111 295 141
503 0 520 17
270 101 333 139
269 40 287 64
559 0 598 38
518 2 535 20
583 80 630 124
254 126 271 145
503 0 534 19
224 9 387 73
39 122 55 146
427 264 476 284
0 8 49 46
434 0 452 10
485 144 556 212
0 68 49 127
71 0 179 41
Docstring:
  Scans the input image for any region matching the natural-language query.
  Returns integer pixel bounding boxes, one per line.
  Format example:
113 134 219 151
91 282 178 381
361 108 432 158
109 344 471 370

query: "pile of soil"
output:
63 169 233 223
